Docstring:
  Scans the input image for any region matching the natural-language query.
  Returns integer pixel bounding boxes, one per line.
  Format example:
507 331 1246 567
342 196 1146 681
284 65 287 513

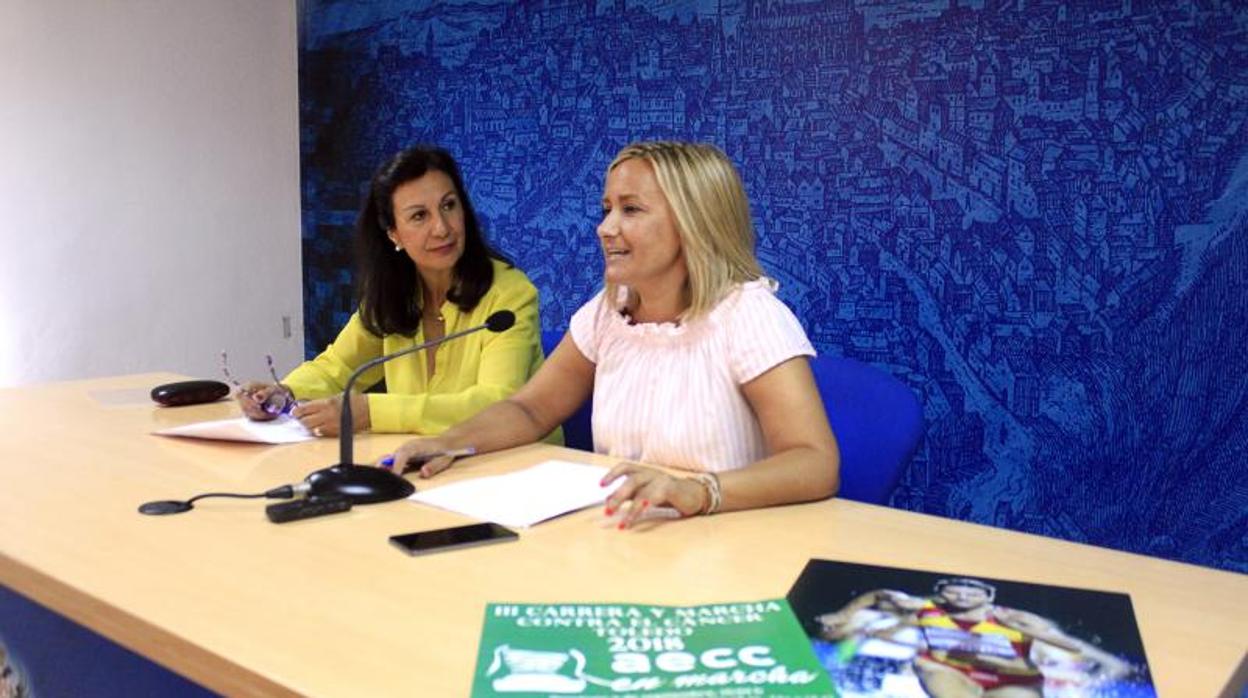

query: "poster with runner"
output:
786 559 1156 698
470 599 836 697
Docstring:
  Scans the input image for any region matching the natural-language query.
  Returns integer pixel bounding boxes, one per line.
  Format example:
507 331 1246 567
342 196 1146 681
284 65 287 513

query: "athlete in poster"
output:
816 578 1131 697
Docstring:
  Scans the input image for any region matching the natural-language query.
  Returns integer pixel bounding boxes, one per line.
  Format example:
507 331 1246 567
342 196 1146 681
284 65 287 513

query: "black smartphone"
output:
388 522 518 556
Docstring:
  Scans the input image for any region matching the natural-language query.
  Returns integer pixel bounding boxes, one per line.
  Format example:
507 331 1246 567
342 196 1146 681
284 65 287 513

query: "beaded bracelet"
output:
692 472 722 515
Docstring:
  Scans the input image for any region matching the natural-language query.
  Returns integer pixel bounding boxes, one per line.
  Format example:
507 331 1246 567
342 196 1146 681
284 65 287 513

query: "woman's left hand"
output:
600 463 708 529
292 393 370 437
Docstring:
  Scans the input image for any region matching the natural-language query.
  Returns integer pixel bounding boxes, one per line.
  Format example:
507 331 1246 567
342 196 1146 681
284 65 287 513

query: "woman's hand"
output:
236 382 291 422
386 437 457 478
600 463 709 529
292 393 369 437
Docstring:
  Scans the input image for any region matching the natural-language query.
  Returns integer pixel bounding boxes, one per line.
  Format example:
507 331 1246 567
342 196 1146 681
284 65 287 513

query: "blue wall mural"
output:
298 0 1248 572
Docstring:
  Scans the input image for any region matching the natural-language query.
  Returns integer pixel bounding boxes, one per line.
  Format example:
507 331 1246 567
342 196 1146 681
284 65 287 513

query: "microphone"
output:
304 309 515 504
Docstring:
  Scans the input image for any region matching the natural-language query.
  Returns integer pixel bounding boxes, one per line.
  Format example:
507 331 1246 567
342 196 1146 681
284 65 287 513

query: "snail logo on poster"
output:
472 600 835 697
487 646 592 693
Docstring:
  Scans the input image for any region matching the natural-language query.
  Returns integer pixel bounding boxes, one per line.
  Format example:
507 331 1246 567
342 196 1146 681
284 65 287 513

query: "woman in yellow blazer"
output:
238 146 547 438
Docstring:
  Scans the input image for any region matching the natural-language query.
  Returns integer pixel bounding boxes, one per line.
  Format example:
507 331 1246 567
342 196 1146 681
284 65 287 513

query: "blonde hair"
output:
604 141 763 319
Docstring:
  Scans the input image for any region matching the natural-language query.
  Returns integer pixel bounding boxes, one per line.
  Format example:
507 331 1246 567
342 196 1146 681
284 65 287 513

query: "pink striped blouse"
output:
569 278 815 473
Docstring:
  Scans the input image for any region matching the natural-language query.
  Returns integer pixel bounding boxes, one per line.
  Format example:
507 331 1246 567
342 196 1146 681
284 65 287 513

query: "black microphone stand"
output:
305 311 515 504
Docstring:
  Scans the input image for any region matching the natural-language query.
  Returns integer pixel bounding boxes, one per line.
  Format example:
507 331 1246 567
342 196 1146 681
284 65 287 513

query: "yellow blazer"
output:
284 259 554 438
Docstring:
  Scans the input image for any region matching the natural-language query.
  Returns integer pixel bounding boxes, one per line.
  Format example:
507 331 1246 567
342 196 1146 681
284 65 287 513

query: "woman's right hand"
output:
384 437 457 478
236 382 289 422
600 463 710 528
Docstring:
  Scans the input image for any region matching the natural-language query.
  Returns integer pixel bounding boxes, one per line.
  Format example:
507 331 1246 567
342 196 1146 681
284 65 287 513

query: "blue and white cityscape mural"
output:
298 0 1248 572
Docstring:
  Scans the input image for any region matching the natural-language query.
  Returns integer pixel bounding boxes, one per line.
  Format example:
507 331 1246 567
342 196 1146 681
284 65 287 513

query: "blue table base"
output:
0 584 215 697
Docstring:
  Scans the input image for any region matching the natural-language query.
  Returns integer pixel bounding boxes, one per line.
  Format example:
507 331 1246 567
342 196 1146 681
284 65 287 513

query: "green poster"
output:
471 599 836 697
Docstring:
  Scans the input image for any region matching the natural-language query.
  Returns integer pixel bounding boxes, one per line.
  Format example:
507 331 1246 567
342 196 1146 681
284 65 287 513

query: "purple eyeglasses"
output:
220 351 297 416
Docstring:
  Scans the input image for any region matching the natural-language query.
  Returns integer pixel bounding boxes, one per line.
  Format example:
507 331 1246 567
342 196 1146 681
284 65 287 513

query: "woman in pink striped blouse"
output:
391 141 840 528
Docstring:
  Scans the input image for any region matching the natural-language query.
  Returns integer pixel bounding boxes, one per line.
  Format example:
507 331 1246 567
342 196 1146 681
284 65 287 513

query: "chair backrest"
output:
540 330 595 451
809 355 923 505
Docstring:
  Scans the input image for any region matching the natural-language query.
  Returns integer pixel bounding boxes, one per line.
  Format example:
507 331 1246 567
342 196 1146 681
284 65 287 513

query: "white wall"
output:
0 0 303 388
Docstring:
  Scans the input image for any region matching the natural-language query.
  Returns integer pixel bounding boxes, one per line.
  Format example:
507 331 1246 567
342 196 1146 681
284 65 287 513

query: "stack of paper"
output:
410 460 620 528
154 415 315 444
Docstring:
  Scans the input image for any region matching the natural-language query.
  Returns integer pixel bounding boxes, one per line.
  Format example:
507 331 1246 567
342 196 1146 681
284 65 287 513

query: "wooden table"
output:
1 374 1244 696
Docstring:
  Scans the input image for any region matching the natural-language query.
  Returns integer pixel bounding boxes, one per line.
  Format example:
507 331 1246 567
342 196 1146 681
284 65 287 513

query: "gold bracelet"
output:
692 472 722 515
691 475 711 515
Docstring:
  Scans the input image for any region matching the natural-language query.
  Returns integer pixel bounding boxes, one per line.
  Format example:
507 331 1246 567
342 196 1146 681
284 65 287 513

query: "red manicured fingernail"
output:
604 506 614 516
617 521 627 530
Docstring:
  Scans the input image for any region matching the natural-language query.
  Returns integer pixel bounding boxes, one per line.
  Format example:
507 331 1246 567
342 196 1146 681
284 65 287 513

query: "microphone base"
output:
305 464 415 505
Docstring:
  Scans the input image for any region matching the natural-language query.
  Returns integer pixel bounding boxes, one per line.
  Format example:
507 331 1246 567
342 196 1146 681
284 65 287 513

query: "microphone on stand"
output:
304 309 516 504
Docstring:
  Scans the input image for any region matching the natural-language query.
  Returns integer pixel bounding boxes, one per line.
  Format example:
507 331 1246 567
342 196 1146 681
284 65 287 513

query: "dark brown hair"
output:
354 146 511 336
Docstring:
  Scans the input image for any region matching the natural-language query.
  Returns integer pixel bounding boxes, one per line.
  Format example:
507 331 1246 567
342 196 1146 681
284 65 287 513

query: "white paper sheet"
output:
153 415 315 444
409 459 621 528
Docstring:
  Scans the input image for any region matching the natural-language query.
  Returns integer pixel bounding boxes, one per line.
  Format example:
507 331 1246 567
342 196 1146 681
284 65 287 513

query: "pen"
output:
380 447 477 470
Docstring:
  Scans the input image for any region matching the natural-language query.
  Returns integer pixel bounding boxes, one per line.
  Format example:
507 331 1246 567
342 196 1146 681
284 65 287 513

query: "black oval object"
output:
138 500 194 515
150 380 230 407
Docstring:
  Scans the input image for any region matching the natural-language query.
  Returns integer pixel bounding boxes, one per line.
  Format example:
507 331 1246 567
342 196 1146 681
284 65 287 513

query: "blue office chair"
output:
540 330 595 451
810 355 923 505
